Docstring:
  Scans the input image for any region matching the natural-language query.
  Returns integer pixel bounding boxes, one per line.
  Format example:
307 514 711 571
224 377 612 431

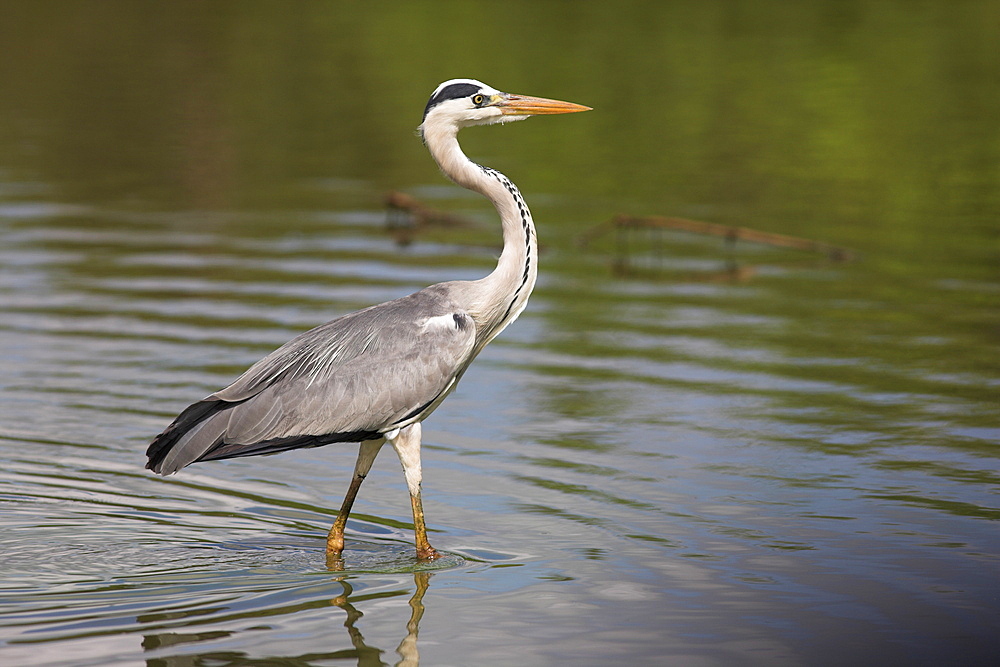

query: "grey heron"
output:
146 79 590 560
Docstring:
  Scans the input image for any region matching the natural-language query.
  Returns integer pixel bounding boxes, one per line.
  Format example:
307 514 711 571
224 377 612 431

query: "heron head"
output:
420 79 590 137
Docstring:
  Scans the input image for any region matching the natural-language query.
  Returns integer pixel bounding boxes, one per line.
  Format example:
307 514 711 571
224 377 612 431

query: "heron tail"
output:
145 399 232 475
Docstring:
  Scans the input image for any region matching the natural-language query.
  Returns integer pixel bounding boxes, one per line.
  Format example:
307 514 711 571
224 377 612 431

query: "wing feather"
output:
146 286 477 474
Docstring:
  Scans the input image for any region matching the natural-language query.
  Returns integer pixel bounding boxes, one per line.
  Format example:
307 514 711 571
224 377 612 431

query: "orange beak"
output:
498 94 592 116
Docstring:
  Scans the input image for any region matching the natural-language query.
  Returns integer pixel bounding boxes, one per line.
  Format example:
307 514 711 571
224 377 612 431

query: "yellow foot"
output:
325 532 346 570
326 525 345 554
416 546 441 561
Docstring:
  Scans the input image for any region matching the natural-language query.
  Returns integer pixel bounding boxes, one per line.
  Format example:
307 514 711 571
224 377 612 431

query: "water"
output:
1 2 998 665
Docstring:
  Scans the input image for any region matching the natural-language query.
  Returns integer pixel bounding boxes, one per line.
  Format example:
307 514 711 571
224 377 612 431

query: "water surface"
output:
1 2 998 665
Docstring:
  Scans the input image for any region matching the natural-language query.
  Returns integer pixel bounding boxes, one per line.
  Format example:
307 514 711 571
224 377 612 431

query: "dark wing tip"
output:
145 398 229 475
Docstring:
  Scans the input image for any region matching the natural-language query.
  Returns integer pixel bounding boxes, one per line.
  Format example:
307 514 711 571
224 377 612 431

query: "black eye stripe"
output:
423 83 483 119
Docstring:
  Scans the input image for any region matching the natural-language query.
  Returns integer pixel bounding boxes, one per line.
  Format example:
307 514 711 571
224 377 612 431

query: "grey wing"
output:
147 288 477 474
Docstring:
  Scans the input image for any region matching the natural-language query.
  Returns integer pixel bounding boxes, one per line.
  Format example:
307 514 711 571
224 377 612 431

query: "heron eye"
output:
472 94 486 106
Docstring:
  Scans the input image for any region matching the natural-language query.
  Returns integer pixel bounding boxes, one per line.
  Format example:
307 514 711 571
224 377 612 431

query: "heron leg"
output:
389 423 440 561
327 438 384 555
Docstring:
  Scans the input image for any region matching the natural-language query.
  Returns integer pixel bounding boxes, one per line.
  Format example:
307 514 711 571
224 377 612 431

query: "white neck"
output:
422 122 538 348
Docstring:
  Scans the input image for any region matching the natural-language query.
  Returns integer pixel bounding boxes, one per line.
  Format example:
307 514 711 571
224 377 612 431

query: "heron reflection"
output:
141 570 431 666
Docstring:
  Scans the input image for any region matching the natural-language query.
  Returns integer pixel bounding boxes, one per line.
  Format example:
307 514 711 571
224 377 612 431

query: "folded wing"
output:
146 286 477 474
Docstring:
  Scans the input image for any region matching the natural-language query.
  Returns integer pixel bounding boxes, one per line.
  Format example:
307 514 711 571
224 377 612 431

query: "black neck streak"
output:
481 166 533 324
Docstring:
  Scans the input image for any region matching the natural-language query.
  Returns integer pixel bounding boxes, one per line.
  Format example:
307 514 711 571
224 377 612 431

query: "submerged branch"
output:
581 214 855 262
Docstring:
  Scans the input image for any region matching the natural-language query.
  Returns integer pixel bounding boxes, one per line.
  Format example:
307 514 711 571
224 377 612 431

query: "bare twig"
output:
582 214 855 261
384 191 473 229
